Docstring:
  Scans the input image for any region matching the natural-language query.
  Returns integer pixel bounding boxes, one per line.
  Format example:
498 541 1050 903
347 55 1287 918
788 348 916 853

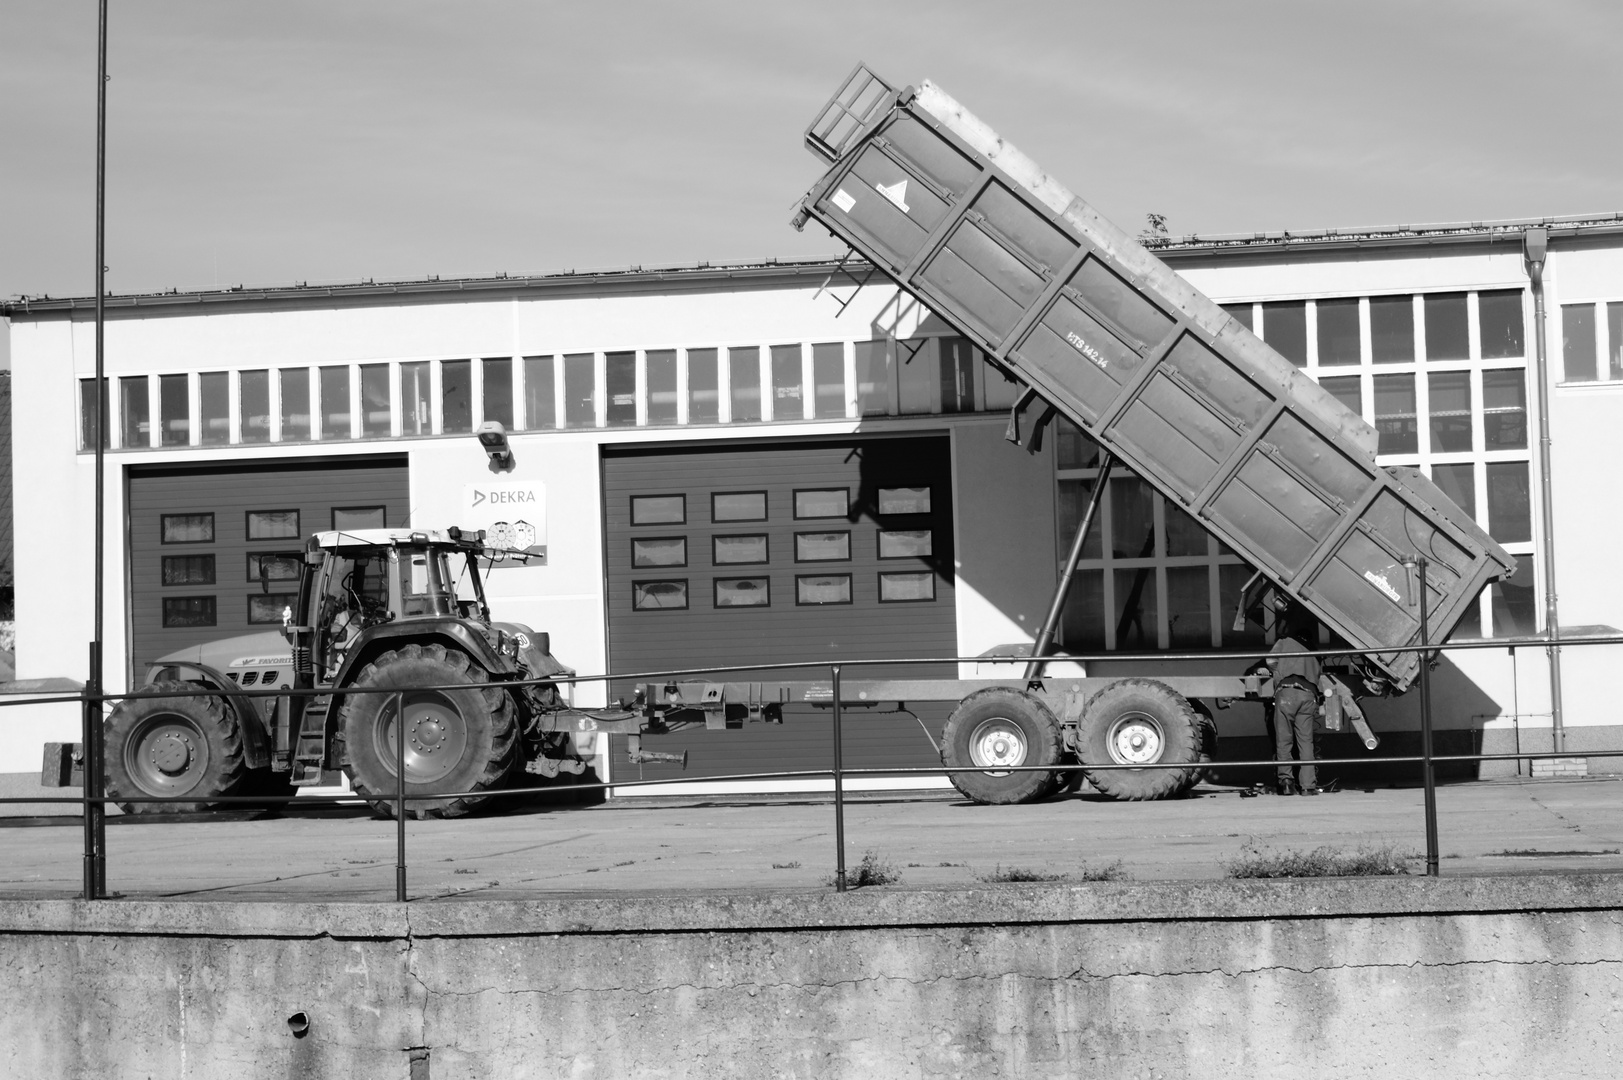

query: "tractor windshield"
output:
398 547 457 617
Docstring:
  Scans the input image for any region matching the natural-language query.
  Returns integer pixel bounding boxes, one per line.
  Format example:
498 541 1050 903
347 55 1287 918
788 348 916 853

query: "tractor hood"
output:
153 631 292 675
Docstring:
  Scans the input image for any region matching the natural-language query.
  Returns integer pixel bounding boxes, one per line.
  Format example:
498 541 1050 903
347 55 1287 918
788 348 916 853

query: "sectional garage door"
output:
126 455 410 678
602 436 957 785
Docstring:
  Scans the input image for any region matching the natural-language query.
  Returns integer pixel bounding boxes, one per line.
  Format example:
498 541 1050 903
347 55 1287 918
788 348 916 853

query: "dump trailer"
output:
792 65 1516 695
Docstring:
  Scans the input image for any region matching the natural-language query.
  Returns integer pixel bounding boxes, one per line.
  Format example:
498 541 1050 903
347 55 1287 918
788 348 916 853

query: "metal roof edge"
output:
1146 212 1623 259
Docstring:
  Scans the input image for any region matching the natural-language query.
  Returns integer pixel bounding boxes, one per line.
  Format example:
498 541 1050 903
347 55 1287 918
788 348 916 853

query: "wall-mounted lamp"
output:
476 421 514 472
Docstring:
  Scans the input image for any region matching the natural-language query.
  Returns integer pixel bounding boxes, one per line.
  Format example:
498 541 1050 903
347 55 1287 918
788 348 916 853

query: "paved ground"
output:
3 776 1622 902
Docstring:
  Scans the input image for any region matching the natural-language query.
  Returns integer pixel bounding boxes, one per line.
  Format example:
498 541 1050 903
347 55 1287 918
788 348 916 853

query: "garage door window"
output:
715 577 770 607
161 514 214 544
796 574 851 605
879 571 935 602
794 489 847 519
248 594 296 624
877 487 930 514
878 530 931 558
161 555 214 586
247 510 300 541
795 532 850 562
712 491 766 522
632 537 686 567
247 552 302 583
713 535 768 565
633 580 688 610
162 596 216 628
632 495 685 525
333 506 385 531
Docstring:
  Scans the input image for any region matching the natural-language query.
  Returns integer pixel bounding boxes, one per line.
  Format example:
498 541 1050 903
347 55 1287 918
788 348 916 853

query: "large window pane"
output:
647 350 677 424
564 353 595 428
1428 371 1472 452
1370 295 1415 363
159 373 189 447
1056 420 1103 470
1373 374 1418 454
770 344 804 421
1219 564 1267 648
1060 569 1105 652
1482 369 1527 449
1261 301 1306 366
854 340 892 416
729 346 761 422
1486 461 1531 543
360 364 390 438
1424 293 1469 361
1220 303 1253 331
441 359 472 434
121 376 151 448
319 366 350 440
898 338 936 414
279 369 310 441
523 355 555 430
1316 298 1360 366
1057 478 1105 559
1491 555 1537 637
1113 568 1157 650
399 362 430 436
1166 566 1211 648
482 357 513 429
199 372 229 445
982 360 1020 410
1431 463 1476 520
812 342 845 419
1164 501 1207 557
1318 375 1362 419
80 377 108 450
939 338 977 412
687 348 719 424
605 352 636 427
1111 475 1156 559
1561 304 1596 382
1610 302 1623 381
240 370 269 443
1479 290 1525 359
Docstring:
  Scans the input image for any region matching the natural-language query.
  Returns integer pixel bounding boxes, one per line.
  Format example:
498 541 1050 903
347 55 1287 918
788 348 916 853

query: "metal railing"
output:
4 621 1621 901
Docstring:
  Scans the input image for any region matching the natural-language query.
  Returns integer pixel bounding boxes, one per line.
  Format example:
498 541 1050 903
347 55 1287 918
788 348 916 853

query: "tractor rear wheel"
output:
940 688 1064 805
1077 679 1203 801
336 644 517 819
104 681 248 814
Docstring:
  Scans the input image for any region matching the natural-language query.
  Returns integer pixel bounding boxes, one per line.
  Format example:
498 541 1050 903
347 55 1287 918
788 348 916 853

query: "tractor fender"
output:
333 620 513 692
140 661 273 770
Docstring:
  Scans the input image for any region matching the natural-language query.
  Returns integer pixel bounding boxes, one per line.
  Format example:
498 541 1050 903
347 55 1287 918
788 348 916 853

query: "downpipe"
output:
1525 227 1565 755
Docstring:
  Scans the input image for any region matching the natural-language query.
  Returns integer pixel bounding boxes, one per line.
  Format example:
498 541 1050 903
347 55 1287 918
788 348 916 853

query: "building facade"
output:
4 216 1622 790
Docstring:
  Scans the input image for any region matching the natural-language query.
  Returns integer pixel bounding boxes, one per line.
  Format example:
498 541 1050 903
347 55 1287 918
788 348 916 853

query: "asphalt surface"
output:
3 776 1622 902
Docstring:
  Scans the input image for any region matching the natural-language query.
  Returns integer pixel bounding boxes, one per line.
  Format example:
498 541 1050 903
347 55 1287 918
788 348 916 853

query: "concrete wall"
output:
4 877 1622 1078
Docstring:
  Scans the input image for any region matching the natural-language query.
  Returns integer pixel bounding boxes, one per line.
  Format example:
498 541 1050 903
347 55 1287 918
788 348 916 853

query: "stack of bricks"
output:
1531 757 1589 778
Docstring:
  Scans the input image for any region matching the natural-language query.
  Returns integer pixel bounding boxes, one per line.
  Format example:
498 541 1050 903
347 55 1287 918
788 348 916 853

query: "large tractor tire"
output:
1078 679 1203 801
104 681 248 814
336 644 517 819
940 688 1064 805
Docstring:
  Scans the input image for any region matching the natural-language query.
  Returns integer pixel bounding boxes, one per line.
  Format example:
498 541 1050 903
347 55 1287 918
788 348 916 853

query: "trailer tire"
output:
104 681 248 814
940 688 1064 805
336 644 517 819
1078 679 1202 801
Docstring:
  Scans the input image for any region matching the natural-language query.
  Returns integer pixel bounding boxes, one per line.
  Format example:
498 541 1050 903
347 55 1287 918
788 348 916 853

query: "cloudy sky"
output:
2 0 1620 305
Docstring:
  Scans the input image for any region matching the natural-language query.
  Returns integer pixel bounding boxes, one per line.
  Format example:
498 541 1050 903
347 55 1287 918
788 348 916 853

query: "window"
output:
333 506 385 531
1316 298 1360 366
794 489 848 519
523 356 555 430
795 574 850 605
400 362 431 435
940 338 977 412
1428 371 1472 452
771 344 804 421
1431 463 1476 519
482 358 513 429
1491 554 1537 636
633 580 688 611
162 513 214 544
1562 304 1597 382
897 338 936 413
813 343 845 419
1424 293 1469 361
712 492 766 522
983 359 1021 411
1165 566 1210 647
688 349 719 424
162 596 216 628
713 535 768 565
280 369 311 441
1113 567 1157 649
240 370 270 443
606 352 636 427
1373 374 1418 454
162 555 215 586
1220 303 1253 331
318 366 350 440
1370 295 1414 363
715 577 769 607
1482 370 1527 448
631 537 686 568
1260 301 1306 366
80 377 108 450
359 364 390 438
1479 290 1525 359
729 346 761 422
878 572 933 602
631 495 684 526
159 373 189 447
1609 303 1623 381
1486 462 1531 543
441 359 472 434
247 510 300 541
854 340 893 416
564 353 595 428
247 552 302 584
1318 375 1362 418
879 530 932 558
878 487 930 515
199 372 229 445
647 350 677 424
795 531 850 561
248 594 296 625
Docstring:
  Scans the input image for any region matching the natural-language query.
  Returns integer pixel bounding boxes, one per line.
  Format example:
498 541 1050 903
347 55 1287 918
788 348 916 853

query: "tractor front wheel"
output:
104 681 248 814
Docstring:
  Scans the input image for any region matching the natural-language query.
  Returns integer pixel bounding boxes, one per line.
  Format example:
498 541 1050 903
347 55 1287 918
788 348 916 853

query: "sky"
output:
2 0 1621 309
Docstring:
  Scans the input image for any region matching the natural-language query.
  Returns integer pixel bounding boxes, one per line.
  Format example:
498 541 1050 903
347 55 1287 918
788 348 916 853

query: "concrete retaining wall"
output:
4 876 1623 1078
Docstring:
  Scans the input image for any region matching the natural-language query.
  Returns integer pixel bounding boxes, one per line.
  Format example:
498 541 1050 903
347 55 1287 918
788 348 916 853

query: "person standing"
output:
1267 622 1323 795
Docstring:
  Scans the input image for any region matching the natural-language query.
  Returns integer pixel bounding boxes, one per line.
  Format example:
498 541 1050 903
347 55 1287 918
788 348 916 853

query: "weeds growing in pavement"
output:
834 850 902 888
771 861 801 870
1225 843 1413 879
977 860 1129 884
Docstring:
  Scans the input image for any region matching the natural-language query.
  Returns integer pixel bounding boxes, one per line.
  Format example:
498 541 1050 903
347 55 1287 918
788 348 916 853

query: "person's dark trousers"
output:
1273 686 1318 790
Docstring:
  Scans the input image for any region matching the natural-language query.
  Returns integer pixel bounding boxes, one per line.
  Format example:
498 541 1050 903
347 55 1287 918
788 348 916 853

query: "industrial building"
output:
4 213 1622 793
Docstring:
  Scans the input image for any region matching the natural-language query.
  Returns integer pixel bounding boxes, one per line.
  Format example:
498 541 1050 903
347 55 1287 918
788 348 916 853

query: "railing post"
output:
1414 558 1440 877
82 641 106 900
395 690 408 902
831 664 847 893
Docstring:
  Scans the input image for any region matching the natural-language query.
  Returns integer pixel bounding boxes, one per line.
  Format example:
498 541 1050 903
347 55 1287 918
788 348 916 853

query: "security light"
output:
476 421 514 472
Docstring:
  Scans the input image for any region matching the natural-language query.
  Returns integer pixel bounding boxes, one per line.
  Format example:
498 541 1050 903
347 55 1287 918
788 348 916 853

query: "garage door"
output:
126 455 410 678
602 436 956 786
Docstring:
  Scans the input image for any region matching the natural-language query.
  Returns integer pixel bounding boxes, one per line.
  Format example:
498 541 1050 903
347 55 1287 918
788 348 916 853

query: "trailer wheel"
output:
336 644 517 819
940 688 1064 805
1078 679 1202 801
104 681 247 814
